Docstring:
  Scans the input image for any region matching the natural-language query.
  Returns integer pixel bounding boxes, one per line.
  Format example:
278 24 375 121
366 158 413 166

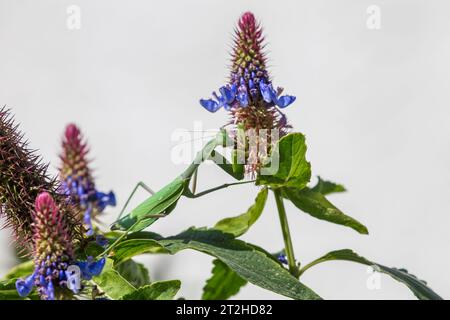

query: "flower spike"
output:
200 12 296 113
199 12 295 174
0 107 83 248
15 192 106 300
29 192 75 300
59 124 116 236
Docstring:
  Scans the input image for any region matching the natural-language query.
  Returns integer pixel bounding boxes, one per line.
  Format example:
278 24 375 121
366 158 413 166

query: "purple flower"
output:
198 12 295 175
59 124 116 236
16 192 77 300
77 256 106 280
277 254 288 265
200 84 237 112
15 271 37 297
199 12 296 113
0 108 83 248
96 235 109 247
259 80 296 108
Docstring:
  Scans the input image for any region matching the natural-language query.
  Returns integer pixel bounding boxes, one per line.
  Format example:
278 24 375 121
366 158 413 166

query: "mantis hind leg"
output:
117 181 155 219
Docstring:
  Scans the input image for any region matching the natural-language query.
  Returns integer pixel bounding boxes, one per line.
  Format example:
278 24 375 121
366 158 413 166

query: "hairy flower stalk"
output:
200 12 296 173
59 124 116 236
29 192 74 300
15 192 105 300
0 108 83 248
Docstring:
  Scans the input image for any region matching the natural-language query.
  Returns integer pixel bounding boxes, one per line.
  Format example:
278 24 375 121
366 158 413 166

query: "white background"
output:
1 0 449 299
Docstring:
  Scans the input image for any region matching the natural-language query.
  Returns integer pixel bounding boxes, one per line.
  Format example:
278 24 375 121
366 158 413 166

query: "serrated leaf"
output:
112 228 321 300
299 249 442 300
92 259 136 300
116 259 151 288
202 259 247 300
214 188 268 237
256 133 311 189
283 187 368 234
121 280 180 300
311 176 346 195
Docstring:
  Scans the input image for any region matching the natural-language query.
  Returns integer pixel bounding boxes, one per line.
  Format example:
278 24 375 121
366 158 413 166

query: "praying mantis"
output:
110 129 252 234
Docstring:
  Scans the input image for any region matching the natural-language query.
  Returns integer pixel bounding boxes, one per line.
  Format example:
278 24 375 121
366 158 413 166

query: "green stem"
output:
273 188 298 277
297 259 323 278
97 231 129 259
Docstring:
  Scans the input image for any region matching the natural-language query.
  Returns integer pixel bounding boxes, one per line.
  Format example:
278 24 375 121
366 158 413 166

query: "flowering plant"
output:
0 12 442 300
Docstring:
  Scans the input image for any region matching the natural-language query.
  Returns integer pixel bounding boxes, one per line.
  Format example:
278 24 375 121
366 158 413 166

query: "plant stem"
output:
96 231 128 259
273 188 298 277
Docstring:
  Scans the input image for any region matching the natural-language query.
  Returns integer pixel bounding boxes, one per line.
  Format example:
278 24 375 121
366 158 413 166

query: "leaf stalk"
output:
273 188 299 278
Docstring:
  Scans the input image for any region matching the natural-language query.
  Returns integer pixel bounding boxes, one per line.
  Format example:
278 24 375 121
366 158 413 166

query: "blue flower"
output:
199 99 221 113
59 124 116 237
259 80 296 108
16 258 106 298
47 281 55 300
15 271 37 297
96 191 116 212
15 265 63 300
277 253 288 265
200 78 295 112
220 85 237 106
84 205 94 236
275 95 296 108
96 235 109 247
81 191 116 236
237 86 249 107
77 257 106 280
200 85 237 112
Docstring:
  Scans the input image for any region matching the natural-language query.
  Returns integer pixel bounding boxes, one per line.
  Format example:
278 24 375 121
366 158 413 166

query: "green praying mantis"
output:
110 128 252 234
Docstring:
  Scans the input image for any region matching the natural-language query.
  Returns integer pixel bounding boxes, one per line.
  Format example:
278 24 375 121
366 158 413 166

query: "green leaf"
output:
231 149 245 180
115 259 151 288
311 176 346 195
299 249 442 300
0 279 24 300
112 228 321 300
283 187 368 234
112 239 167 263
121 280 181 300
256 133 311 189
92 259 136 300
214 188 268 237
202 259 247 300
2 260 34 280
